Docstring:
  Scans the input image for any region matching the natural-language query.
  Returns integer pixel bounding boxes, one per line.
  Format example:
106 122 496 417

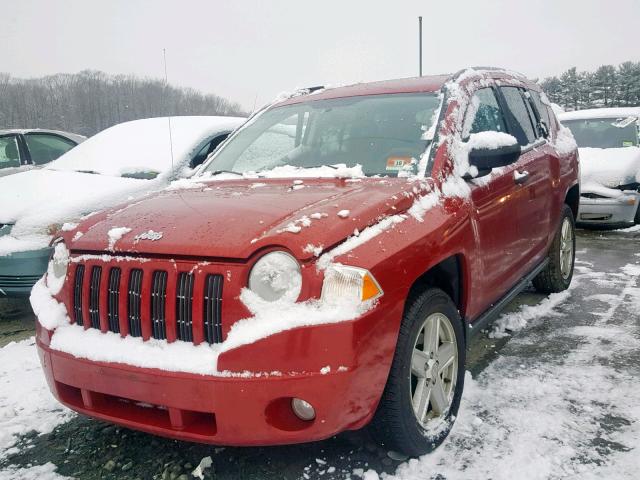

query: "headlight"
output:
46 240 69 295
248 251 302 302
321 265 383 305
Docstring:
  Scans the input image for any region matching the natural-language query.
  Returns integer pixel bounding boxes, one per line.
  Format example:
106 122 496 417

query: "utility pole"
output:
418 16 423 76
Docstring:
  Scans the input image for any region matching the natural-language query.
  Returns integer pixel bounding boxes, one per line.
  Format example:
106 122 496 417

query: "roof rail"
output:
450 66 529 82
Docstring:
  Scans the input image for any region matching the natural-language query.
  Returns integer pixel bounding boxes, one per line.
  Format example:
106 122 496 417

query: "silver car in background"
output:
559 107 640 228
0 129 86 178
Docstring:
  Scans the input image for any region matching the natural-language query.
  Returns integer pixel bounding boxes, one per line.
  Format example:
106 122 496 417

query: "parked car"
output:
559 107 640 228
33 69 578 456
0 129 86 178
0 116 244 297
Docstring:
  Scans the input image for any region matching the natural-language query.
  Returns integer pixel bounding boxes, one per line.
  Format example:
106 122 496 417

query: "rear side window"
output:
0 135 21 168
24 133 76 165
463 88 508 138
499 87 537 146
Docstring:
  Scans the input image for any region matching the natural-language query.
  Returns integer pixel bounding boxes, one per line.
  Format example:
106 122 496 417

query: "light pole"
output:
418 16 423 76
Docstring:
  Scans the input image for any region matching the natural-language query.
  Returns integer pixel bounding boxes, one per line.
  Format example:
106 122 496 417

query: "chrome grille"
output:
203 274 223 344
73 265 85 326
127 269 143 337
151 271 168 340
89 266 102 329
107 268 121 333
71 261 223 345
176 272 194 342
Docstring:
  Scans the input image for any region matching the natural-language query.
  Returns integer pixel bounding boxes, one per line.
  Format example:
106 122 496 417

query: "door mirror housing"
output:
466 132 521 178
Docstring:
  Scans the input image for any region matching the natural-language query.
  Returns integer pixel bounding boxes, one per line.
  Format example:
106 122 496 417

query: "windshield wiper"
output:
75 170 100 175
208 170 243 176
297 164 339 169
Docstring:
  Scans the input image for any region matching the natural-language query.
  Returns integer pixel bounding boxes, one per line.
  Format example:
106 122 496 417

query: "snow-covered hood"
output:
0 169 162 255
579 147 640 190
69 177 424 260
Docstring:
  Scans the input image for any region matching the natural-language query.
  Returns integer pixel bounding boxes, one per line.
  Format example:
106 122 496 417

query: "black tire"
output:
370 288 465 457
634 203 640 225
533 205 576 293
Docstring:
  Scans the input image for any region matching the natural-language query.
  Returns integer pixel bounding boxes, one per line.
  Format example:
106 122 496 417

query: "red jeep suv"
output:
34 68 579 456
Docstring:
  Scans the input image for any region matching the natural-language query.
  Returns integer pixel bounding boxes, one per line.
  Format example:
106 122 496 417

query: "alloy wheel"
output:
410 312 458 427
559 217 574 280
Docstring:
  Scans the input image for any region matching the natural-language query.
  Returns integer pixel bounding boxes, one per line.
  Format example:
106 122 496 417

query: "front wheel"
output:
371 288 465 457
533 205 576 293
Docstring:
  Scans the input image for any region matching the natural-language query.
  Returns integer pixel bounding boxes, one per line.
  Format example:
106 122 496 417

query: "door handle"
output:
514 170 530 184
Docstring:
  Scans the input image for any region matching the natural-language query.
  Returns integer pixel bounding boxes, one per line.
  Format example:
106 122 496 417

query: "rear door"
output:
463 86 525 308
497 86 553 272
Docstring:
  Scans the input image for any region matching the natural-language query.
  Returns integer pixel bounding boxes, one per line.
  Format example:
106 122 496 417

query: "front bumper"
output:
35 298 403 446
577 193 640 227
0 247 51 297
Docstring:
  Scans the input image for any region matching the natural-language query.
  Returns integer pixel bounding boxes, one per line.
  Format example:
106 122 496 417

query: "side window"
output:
0 135 21 169
463 88 508 138
529 91 550 130
191 141 214 169
499 87 537 146
24 133 76 165
191 134 230 168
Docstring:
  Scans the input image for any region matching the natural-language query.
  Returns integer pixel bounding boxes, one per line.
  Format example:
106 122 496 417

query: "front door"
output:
498 86 553 272
463 86 526 313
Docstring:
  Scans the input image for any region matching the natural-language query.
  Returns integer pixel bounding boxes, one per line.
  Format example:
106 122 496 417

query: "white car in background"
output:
0 115 245 296
559 107 640 228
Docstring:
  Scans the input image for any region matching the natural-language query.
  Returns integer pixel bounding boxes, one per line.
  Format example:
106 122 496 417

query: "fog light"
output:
291 398 316 421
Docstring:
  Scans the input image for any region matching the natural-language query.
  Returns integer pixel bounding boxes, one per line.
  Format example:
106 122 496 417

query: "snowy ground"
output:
0 228 638 480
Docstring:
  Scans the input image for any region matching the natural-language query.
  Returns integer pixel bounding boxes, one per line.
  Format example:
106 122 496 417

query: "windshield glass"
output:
562 117 639 148
202 93 440 177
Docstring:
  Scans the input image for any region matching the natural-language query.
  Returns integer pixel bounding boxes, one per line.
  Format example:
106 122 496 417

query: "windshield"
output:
562 117 639 149
202 93 440 177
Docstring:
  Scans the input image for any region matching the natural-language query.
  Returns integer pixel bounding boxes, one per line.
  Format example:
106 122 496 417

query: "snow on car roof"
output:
46 116 245 177
558 107 640 121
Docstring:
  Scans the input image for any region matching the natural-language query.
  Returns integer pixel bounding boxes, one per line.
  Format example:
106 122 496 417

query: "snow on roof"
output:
46 116 245 177
559 107 640 121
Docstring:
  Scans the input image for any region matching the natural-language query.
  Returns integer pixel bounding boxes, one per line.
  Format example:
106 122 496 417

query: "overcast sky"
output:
1 0 638 111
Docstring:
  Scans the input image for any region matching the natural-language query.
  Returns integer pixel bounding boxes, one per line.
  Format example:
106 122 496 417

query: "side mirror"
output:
466 132 521 178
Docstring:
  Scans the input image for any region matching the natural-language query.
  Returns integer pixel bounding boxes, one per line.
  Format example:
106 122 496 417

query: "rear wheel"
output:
371 288 465 457
533 205 576 293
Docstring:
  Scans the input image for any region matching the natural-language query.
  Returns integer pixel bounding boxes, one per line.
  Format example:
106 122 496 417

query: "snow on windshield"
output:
48 116 243 177
201 94 440 178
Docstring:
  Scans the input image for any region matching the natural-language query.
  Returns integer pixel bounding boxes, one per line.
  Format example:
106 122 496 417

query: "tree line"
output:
0 70 245 136
540 61 640 111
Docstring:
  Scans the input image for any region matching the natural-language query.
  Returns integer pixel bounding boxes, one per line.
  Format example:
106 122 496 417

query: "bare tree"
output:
0 71 245 135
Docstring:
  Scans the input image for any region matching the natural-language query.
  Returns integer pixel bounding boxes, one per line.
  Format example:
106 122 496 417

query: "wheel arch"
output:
405 254 466 323
565 183 580 220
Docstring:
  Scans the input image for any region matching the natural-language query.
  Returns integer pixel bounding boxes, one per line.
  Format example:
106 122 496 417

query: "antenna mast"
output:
163 48 175 169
